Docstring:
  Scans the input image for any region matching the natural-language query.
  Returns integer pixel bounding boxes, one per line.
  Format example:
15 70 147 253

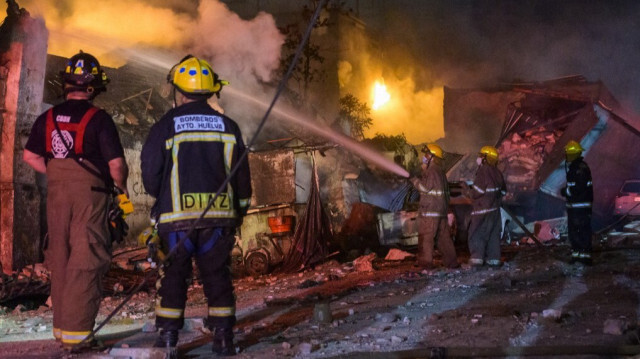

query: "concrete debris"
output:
141 321 157 333
353 253 377 272
298 342 314 355
542 309 562 320
603 318 628 335
606 232 640 246
375 313 397 323
108 347 176 359
313 303 332 323
384 248 415 261
534 220 562 241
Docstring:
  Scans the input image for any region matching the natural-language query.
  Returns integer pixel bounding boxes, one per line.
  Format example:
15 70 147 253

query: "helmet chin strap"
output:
64 85 95 99
425 154 433 169
172 87 178 108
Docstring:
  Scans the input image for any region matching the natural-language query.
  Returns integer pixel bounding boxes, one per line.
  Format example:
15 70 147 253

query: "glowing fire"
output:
372 81 390 110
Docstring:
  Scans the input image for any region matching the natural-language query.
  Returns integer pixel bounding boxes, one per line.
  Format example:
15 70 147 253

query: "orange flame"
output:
372 80 390 110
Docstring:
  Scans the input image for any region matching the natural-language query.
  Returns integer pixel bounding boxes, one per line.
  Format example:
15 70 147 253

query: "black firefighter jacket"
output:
141 101 252 232
563 157 593 210
469 164 506 215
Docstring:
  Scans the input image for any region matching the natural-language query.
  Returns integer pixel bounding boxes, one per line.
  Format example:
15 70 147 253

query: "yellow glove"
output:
137 226 165 263
117 193 134 218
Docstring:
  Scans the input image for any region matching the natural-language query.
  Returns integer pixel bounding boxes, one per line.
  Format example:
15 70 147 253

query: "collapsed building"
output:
444 76 640 230
0 2 384 273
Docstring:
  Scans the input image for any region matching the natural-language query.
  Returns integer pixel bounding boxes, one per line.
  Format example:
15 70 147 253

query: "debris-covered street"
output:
3 0 640 358
2 239 640 358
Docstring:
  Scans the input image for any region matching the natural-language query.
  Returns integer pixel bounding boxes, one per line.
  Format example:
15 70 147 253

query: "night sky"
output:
367 0 640 111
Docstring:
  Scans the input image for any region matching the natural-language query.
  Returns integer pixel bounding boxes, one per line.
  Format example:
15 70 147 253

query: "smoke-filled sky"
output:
366 0 640 111
16 0 640 145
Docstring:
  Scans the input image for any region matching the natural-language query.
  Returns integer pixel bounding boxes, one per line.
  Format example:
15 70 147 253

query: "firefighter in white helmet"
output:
561 140 593 265
465 146 506 268
410 144 459 269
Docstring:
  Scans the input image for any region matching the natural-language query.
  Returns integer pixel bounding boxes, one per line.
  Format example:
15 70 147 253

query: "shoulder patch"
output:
174 115 225 133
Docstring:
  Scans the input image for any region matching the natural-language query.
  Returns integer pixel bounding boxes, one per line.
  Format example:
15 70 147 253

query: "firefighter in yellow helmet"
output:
561 140 593 265
142 55 250 354
465 145 506 267
409 143 459 269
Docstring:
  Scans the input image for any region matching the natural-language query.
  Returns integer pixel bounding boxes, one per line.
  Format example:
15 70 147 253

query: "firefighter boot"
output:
154 329 179 348
212 327 235 356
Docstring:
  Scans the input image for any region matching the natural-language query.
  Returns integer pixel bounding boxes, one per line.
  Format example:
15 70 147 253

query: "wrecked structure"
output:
0 4 47 273
0 1 396 274
444 76 640 229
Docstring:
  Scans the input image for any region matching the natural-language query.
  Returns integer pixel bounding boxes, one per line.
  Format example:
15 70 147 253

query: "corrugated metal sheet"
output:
249 149 296 206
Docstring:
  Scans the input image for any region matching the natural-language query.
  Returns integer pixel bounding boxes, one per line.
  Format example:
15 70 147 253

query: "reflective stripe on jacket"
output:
415 159 449 217
470 163 505 215
565 157 593 209
141 101 252 231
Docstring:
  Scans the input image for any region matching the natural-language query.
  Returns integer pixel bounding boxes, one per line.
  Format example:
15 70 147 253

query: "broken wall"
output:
0 11 48 272
444 79 640 228
441 86 524 153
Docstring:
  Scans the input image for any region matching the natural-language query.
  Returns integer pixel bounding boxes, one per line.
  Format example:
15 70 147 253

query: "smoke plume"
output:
20 0 285 138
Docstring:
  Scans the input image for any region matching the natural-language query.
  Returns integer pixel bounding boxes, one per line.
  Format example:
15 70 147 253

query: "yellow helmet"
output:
479 145 499 165
564 140 583 155
169 55 226 95
422 143 444 159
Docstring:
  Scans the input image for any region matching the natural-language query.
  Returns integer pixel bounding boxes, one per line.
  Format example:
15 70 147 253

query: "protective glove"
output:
108 206 128 244
137 226 165 266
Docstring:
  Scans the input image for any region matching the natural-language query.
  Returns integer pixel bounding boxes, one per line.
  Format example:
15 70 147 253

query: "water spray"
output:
225 86 409 178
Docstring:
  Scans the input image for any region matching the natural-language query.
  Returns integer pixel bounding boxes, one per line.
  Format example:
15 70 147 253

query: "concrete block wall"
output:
0 12 48 273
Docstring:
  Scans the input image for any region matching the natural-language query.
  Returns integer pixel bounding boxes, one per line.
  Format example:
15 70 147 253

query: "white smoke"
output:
20 0 285 138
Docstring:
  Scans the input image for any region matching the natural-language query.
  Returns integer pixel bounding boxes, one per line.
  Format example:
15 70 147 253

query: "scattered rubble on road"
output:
1 238 640 358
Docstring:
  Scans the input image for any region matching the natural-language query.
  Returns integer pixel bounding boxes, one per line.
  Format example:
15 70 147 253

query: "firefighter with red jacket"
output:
141 55 251 354
561 140 593 265
23 51 129 350
410 144 459 269
466 146 506 267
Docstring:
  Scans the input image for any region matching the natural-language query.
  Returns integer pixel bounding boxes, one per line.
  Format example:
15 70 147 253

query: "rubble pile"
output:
498 129 562 192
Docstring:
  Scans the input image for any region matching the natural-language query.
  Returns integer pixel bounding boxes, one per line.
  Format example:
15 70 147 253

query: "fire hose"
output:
76 0 329 350
500 205 544 248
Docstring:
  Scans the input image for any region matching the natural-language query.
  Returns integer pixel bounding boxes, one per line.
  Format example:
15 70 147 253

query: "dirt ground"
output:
1 239 640 358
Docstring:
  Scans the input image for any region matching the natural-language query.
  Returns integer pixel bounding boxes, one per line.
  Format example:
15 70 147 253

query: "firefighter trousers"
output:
417 217 458 268
156 227 236 331
45 159 112 346
567 208 592 253
468 210 502 265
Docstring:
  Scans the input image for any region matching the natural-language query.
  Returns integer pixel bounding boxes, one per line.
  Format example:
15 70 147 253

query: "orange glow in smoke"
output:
366 83 445 144
372 80 390 110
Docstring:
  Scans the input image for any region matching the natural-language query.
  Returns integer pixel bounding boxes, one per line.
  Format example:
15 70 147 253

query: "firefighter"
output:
23 51 129 350
410 144 459 269
141 55 251 354
561 140 593 265
466 146 506 267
